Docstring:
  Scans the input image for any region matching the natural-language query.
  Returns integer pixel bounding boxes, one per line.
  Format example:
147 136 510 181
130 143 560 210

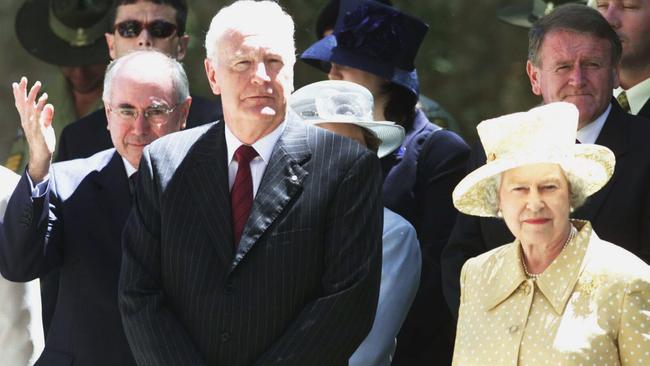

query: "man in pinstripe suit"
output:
118 1 383 365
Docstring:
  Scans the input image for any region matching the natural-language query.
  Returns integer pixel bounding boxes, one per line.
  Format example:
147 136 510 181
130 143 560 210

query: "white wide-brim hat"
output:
290 80 405 158
452 102 615 217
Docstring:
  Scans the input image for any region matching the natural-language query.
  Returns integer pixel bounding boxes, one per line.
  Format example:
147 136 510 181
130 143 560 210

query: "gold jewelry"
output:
522 225 576 280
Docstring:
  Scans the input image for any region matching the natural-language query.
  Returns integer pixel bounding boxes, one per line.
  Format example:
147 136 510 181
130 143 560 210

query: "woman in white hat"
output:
451 102 650 366
291 80 420 366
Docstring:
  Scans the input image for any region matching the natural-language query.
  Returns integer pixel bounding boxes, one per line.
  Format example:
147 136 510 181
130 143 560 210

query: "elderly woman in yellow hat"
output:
451 102 650 366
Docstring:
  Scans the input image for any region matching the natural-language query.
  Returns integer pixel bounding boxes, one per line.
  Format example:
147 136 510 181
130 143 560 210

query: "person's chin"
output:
243 105 279 120
565 98 597 119
520 228 553 245
128 143 148 150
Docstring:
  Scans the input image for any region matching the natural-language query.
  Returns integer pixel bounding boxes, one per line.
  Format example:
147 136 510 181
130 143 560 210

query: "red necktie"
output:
231 145 258 247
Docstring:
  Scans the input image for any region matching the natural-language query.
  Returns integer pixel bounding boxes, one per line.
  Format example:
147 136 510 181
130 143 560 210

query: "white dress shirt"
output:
614 77 650 115
224 121 286 197
121 157 137 178
576 103 610 144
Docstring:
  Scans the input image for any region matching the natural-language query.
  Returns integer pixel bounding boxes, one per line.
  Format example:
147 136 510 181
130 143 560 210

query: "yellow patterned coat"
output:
453 220 650 366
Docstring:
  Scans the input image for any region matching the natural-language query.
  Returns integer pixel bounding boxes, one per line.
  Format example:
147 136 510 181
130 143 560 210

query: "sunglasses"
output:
114 20 178 39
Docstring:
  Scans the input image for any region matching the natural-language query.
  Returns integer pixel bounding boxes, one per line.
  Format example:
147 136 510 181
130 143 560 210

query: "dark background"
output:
0 0 541 163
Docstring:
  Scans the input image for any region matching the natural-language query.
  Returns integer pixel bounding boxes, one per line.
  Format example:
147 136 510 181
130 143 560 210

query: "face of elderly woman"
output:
499 163 572 246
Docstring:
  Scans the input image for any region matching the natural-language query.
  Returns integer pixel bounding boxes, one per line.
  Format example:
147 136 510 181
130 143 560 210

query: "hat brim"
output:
452 144 615 217
300 35 420 97
496 3 537 28
15 0 110 66
312 119 405 158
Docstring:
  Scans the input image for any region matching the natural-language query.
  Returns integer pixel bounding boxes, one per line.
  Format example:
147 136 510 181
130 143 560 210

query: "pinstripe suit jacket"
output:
119 117 383 366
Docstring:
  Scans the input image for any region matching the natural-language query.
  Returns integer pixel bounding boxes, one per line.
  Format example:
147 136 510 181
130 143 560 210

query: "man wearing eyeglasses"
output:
56 0 222 162
0 50 189 365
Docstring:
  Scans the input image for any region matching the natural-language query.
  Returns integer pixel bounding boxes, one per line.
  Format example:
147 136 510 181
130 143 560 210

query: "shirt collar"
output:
576 103 610 144
121 156 137 177
224 120 286 165
614 77 650 115
485 220 592 315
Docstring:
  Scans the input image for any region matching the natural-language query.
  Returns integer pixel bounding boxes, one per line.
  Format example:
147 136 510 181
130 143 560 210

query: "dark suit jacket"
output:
637 98 650 119
614 90 650 119
56 95 222 161
442 101 650 318
382 109 470 366
119 118 383 366
0 150 137 366
38 95 222 337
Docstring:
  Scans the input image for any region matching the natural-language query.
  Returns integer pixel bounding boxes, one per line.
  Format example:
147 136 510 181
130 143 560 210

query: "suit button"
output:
509 325 519 333
224 283 233 295
220 332 231 343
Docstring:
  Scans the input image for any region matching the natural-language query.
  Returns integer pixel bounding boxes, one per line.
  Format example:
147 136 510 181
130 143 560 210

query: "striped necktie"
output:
617 91 631 113
231 145 258 247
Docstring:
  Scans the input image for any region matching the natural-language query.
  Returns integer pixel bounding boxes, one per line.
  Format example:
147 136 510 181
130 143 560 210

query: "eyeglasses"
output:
113 20 178 39
107 104 178 126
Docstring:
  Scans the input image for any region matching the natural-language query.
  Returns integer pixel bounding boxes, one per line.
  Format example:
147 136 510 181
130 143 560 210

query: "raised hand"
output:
12 77 55 183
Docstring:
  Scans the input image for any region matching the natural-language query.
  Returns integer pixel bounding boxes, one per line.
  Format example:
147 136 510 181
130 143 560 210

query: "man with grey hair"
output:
0 50 190 365
118 1 383 365
442 3 650 318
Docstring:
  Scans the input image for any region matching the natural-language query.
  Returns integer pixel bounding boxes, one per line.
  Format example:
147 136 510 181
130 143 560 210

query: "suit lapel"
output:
574 101 628 220
231 118 311 271
93 151 132 240
185 122 234 265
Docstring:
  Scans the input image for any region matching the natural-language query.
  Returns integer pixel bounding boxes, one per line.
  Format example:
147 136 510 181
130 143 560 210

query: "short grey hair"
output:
204 0 296 66
527 4 621 67
562 167 589 210
491 164 589 217
102 50 189 105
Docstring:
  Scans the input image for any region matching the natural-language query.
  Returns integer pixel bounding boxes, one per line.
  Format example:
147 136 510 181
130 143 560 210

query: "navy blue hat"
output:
301 0 428 98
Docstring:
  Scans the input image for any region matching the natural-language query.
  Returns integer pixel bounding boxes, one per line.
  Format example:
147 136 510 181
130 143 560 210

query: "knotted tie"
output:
128 172 139 197
617 91 631 113
231 145 258 247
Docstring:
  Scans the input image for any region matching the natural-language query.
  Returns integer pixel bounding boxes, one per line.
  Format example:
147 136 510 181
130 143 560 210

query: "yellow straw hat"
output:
452 102 615 217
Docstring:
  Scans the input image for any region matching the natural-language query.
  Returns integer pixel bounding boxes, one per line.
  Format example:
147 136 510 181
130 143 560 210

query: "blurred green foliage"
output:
0 0 541 162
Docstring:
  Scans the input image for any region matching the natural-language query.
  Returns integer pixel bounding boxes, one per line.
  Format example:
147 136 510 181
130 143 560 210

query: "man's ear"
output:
175 35 190 61
105 33 117 60
204 58 221 95
526 60 542 96
104 104 112 130
178 96 192 130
